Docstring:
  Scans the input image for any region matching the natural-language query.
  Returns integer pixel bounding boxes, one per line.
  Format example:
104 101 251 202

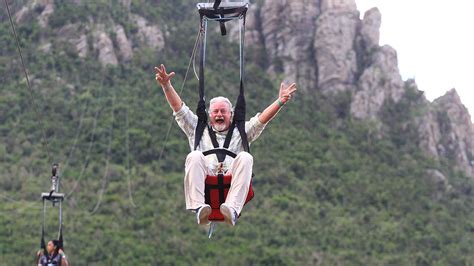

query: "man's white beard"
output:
212 122 228 132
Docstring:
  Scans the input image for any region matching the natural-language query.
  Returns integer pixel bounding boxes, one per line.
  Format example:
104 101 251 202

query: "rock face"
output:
114 25 133 61
314 3 359 93
13 1 164 65
351 45 404 119
321 0 357 11
37 0 54 27
57 23 89 58
246 0 321 90
75 34 89 58
131 14 165 50
93 27 119 66
422 90 473 177
426 169 452 200
245 0 473 178
358 7 381 52
14 0 55 28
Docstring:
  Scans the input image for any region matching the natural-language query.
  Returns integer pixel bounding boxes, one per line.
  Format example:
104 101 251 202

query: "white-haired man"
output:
154 64 297 225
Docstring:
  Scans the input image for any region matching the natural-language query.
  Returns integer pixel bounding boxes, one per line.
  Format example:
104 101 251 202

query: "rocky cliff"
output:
13 0 164 66
418 89 473 177
245 0 473 177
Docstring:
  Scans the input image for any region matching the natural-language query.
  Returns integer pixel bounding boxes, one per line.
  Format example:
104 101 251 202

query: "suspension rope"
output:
61 76 92 175
90 85 116 215
66 77 106 198
60 104 88 174
4 0 53 163
157 26 203 162
125 107 137 208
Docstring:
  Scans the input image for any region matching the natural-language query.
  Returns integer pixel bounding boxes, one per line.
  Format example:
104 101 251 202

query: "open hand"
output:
154 64 175 87
279 82 297 104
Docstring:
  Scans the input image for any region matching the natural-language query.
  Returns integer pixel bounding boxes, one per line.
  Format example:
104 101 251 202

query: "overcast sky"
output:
355 0 474 121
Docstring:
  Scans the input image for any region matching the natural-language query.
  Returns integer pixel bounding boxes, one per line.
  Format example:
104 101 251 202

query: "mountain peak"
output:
434 88 462 106
322 0 357 11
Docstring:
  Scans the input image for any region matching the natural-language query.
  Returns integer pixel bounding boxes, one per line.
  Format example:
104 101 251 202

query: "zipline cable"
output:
4 0 53 163
125 107 137 208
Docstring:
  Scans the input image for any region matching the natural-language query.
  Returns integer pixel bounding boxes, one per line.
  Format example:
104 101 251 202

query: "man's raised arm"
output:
154 64 182 112
258 82 297 124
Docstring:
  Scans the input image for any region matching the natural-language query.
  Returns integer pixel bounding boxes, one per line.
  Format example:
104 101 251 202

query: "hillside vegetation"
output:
0 1 473 264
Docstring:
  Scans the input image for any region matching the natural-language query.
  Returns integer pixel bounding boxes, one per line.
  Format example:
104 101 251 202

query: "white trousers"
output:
184 151 253 214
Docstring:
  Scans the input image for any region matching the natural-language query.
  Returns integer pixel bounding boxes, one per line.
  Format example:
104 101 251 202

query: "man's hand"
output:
154 63 183 112
279 82 297 104
154 64 175 88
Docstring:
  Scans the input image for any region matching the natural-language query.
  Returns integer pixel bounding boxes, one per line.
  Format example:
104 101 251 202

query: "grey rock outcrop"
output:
13 1 166 64
321 0 357 11
75 34 89 58
434 90 473 176
314 3 359 93
57 23 89 58
14 6 29 24
358 7 381 51
417 89 473 177
93 27 118 66
417 106 441 158
245 0 361 92
37 0 54 28
246 0 321 90
131 14 165 50
14 0 55 27
426 169 452 200
242 7 261 47
351 45 404 119
114 25 133 61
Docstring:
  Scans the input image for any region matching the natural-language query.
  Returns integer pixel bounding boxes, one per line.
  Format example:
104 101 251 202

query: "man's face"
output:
209 101 232 132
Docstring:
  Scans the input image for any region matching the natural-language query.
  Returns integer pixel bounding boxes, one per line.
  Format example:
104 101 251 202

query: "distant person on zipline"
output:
36 239 68 266
154 64 296 225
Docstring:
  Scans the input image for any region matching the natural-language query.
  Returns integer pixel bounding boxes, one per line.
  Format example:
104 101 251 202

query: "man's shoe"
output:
196 204 211 225
220 203 237 226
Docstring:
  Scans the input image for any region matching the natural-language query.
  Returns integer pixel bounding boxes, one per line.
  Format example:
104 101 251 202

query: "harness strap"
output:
213 0 222 10
217 173 226 204
204 174 231 206
219 20 227 36
194 20 208 151
223 122 236 149
48 253 62 265
41 198 48 257
234 80 249 152
58 199 63 250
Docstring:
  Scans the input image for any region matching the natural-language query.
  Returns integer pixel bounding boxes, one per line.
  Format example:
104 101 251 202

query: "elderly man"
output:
155 64 296 226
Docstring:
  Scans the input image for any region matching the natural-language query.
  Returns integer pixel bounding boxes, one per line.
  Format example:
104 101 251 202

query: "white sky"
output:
356 0 474 121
